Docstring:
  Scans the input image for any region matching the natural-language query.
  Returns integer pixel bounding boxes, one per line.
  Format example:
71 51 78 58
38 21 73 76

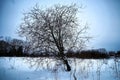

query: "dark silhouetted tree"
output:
18 4 90 71
0 40 9 56
17 46 23 56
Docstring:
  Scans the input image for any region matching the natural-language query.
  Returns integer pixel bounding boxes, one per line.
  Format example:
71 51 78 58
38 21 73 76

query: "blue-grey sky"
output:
0 0 120 51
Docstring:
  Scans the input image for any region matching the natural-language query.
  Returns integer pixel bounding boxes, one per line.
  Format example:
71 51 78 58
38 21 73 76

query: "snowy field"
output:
0 57 120 80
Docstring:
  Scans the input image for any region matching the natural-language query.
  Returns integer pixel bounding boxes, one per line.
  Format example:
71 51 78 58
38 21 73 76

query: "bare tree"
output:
18 4 90 71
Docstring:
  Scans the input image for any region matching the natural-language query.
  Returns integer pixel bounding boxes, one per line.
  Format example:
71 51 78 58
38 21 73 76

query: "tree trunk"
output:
63 59 71 71
59 47 71 71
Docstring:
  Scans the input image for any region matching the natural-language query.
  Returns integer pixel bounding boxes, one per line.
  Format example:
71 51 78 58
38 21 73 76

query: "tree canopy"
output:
18 4 90 71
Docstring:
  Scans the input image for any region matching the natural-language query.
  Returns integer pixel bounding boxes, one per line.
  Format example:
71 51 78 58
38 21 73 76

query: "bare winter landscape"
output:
0 0 120 80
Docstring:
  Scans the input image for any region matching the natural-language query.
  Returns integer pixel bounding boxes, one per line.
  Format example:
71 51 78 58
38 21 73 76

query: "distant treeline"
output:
0 36 120 58
66 49 120 59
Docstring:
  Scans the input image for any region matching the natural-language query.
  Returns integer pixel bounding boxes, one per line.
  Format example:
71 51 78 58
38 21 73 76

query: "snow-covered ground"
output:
0 57 120 80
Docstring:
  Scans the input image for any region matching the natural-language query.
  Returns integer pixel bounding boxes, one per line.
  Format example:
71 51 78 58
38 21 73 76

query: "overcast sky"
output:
0 0 120 51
